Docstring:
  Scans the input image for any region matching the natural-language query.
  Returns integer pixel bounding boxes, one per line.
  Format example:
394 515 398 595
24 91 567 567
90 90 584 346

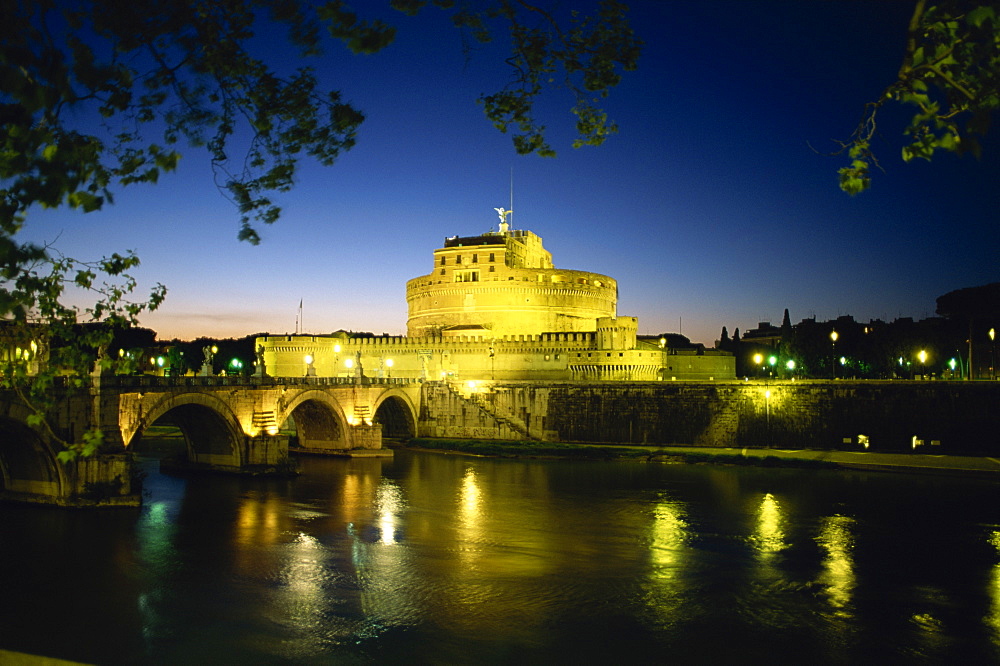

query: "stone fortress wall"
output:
260 214 734 382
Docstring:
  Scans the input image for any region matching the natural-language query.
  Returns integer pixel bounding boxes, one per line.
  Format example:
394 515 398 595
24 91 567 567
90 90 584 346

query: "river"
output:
2 450 1000 664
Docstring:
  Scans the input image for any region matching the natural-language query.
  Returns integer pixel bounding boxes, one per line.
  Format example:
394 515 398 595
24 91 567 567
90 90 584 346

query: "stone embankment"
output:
419 380 1000 457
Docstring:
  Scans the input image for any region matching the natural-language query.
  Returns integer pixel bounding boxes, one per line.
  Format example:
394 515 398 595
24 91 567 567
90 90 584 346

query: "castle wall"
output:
259 333 733 382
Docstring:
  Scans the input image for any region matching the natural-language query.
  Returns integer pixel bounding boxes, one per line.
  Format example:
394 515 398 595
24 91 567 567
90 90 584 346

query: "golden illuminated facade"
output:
259 213 734 382
406 226 617 338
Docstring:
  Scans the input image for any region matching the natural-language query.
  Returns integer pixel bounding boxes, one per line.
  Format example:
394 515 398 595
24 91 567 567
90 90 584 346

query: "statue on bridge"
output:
200 345 216 377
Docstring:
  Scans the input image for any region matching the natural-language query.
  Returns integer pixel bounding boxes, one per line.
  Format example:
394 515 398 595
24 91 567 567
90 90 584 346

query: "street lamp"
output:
304 354 315 377
764 388 771 447
917 349 927 379
768 355 777 378
385 358 394 378
830 330 839 379
753 353 763 378
990 328 996 379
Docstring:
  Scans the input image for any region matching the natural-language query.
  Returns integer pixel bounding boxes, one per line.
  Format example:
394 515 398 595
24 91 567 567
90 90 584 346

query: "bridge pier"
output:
243 433 295 472
0 452 141 508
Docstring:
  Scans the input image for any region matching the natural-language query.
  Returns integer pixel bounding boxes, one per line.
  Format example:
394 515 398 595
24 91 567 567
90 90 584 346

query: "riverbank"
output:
398 438 1000 478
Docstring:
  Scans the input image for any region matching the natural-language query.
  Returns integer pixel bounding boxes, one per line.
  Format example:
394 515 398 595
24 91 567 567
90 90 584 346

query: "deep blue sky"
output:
22 1 1000 345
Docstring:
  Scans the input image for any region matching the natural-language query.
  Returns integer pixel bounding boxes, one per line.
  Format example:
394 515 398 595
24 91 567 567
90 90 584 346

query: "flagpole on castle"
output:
297 299 303 335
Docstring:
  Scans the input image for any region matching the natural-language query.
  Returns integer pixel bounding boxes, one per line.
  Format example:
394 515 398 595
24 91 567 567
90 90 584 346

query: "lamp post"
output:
917 349 927 379
753 353 763 379
304 354 315 377
990 328 996 379
768 355 777 379
764 388 771 448
830 330 838 379
385 358 394 378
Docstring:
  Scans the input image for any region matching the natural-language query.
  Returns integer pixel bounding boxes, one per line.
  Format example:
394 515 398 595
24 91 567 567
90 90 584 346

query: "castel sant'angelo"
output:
258 208 734 381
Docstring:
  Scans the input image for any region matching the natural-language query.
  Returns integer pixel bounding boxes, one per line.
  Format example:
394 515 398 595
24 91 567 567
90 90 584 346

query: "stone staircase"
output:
443 382 538 441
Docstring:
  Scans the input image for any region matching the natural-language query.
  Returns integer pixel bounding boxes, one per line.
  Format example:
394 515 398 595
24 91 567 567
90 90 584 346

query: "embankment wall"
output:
419 381 1000 454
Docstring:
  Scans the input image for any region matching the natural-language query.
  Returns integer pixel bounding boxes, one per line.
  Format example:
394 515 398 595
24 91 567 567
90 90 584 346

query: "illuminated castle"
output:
259 210 733 382
406 208 617 338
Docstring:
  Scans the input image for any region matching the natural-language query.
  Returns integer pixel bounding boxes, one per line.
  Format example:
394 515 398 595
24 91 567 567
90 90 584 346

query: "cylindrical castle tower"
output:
406 225 617 338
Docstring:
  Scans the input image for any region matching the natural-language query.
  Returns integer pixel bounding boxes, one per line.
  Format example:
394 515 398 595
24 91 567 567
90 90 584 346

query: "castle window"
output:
489 253 495 262
456 255 462 264
455 270 479 283
472 254 478 263
440 256 446 265
489 266 495 272
440 269 445 275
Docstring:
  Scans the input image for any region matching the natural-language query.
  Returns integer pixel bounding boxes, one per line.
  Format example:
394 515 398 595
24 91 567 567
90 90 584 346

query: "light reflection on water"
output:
752 492 787 554
2 452 1000 663
816 514 856 616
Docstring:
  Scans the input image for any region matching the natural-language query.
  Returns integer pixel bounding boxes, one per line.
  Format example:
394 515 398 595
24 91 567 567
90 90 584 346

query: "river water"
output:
2 450 1000 664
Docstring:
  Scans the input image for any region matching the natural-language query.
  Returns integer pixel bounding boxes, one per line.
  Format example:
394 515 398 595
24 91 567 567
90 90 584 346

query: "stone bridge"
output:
0 375 422 507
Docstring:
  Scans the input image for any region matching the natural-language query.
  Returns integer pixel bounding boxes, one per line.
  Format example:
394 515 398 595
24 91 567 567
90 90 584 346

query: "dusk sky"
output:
22 1 1000 346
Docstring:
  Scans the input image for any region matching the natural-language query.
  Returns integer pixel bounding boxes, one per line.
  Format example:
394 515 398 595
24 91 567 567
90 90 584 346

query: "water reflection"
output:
752 492 787 554
649 498 688 572
988 530 1000 641
642 496 691 631
376 480 404 545
6 454 1000 664
815 515 856 617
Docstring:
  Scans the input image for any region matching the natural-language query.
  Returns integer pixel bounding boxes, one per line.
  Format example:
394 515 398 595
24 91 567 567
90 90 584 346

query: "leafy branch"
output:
1 245 166 461
390 0 642 157
833 0 999 194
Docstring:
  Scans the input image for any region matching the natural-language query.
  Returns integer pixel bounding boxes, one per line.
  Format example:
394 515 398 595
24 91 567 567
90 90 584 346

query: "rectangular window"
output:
456 255 462 264
472 254 478 263
440 256 445 265
454 270 480 283
489 253 495 262
489 266 495 272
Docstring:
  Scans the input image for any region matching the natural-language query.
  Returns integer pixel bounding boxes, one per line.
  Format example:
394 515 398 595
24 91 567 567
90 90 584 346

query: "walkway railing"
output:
87 375 421 390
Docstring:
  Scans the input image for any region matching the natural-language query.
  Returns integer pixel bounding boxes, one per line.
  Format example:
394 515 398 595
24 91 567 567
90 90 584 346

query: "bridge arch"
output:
0 409 66 499
280 390 350 451
373 388 417 439
127 392 244 468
